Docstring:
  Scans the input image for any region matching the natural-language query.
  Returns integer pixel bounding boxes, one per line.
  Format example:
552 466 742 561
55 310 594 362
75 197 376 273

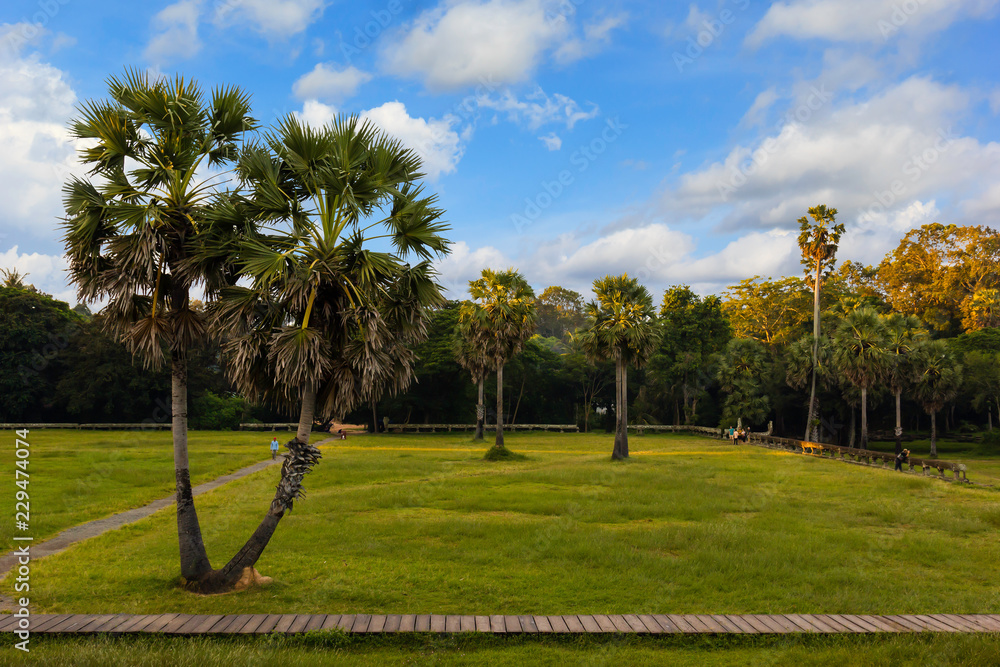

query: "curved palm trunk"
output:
805 266 821 441
930 410 938 457
193 386 322 593
894 389 903 455
860 387 869 449
474 376 485 441
494 362 505 449
173 349 212 581
612 357 629 460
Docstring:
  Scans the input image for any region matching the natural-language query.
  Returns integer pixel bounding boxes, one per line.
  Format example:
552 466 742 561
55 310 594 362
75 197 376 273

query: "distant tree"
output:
455 313 492 441
459 269 537 456
964 288 1000 331
963 350 1000 432
717 338 771 430
912 340 963 456
721 276 812 348
883 313 925 454
798 205 845 441
535 286 586 339
579 274 659 460
832 307 889 449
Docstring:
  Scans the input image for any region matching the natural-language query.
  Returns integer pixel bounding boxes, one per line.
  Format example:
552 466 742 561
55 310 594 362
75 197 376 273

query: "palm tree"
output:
912 339 963 457
798 205 845 441
579 274 658 460
459 269 537 454
455 319 492 441
883 313 924 454
832 307 889 449
717 337 771 433
62 70 257 584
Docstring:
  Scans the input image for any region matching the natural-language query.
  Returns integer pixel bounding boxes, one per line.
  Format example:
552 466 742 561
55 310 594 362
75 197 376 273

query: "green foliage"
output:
534 285 586 339
190 391 245 430
721 276 811 347
716 338 771 428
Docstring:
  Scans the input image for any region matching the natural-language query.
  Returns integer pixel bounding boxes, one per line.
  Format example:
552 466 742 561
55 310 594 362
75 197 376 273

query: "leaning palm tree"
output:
455 319 493 441
912 340 963 457
62 69 257 585
832 307 889 449
883 313 924 454
579 274 659 460
459 269 537 456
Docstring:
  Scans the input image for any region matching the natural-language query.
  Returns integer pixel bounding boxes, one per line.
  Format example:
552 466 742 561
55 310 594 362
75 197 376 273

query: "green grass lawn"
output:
3 430 999 665
0 429 291 544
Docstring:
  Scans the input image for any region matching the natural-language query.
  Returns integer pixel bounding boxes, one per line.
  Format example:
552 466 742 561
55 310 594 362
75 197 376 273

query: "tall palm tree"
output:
204 115 446 591
459 269 537 454
798 205 845 441
883 313 924 454
579 274 659 460
913 340 963 457
62 70 257 584
455 319 492 441
832 307 889 449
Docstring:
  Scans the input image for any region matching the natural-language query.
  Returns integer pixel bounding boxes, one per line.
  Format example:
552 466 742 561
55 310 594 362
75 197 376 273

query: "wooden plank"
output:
578 615 602 633
397 615 415 632
32 614 75 633
637 615 665 634
781 614 823 633
253 615 283 634
414 615 430 632
320 615 343 631
914 615 959 632
935 614 982 632
429 615 447 633
548 615 569 633
750 615 790 634
47 615 97 633
866 616 913 633
696 615 728 633
366 615 387 633
186 615 225 634
841 615 881 633
235 615 268 635
533 615 553 633
593 615 617 632
159 614 196 634
503 615 522 633
623 615 648 633
0 615 29 631
303 615 327 633
858 615 902 633
882 615 925 632
143 614 181 633
349 614 372 634
683 616 714 633
169 615 208 635
272 615 297 634
927 615 971 632
722 615 759 634
221 614 255 634
563 615 586 633
116 615 159 633
459 616 476 633
445 616 461 633
384 615 402 633
519 615 539 633
474 616 491 632
737 615 774 634
709 615 745 634
799 615 841 633
892 615 936 632
74 614 116 633
489 615 506 633
668 614 702 634
962 615 1000 632
651 615 682 633
817 615 863 633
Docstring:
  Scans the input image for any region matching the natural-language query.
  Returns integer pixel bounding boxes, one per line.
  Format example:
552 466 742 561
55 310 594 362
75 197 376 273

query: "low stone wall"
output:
748 433 969 483
627 424 725 438
0 423 170 430
389 424 579 433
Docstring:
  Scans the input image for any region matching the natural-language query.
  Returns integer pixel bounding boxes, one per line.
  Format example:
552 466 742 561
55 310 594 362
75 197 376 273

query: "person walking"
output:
895 448 909 472
270 436 280 460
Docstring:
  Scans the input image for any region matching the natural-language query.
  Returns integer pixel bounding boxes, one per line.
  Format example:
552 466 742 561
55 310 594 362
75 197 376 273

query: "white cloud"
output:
433 240 510 297
381 0 571 90
294 99 338 126
213 0 326 38
990 89 1000 114
747 0 999 46
0 28 83 249
666 76 1000 237
0 246 73 303
477 86 599 130
362 101 463 180
145 0 202 65
554 13 628 64
741 87 779 127
539 133 562 151
292 63 371 102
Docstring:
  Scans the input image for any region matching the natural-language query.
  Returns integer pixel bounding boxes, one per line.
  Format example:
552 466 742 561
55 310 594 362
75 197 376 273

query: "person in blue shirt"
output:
270 437 280 460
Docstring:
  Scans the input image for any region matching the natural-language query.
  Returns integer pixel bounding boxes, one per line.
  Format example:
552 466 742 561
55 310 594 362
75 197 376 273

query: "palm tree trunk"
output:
495 362 505 449
173 348 212 582
371 399 378 434
613 357 629 460
805 264 821 441
296 384 316 445
848 407 856 449
474 376 484 441
930 410 937 457
860 386 869 449
895 389 903 455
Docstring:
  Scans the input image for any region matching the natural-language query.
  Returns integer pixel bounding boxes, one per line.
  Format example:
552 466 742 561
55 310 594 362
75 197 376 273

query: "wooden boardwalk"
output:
3 613 999 636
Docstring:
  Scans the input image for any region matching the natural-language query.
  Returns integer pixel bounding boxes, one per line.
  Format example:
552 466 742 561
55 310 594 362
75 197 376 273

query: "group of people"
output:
728 426 749 443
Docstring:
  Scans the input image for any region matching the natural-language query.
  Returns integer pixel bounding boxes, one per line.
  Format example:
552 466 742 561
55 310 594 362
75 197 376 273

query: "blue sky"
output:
2 0 999 304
